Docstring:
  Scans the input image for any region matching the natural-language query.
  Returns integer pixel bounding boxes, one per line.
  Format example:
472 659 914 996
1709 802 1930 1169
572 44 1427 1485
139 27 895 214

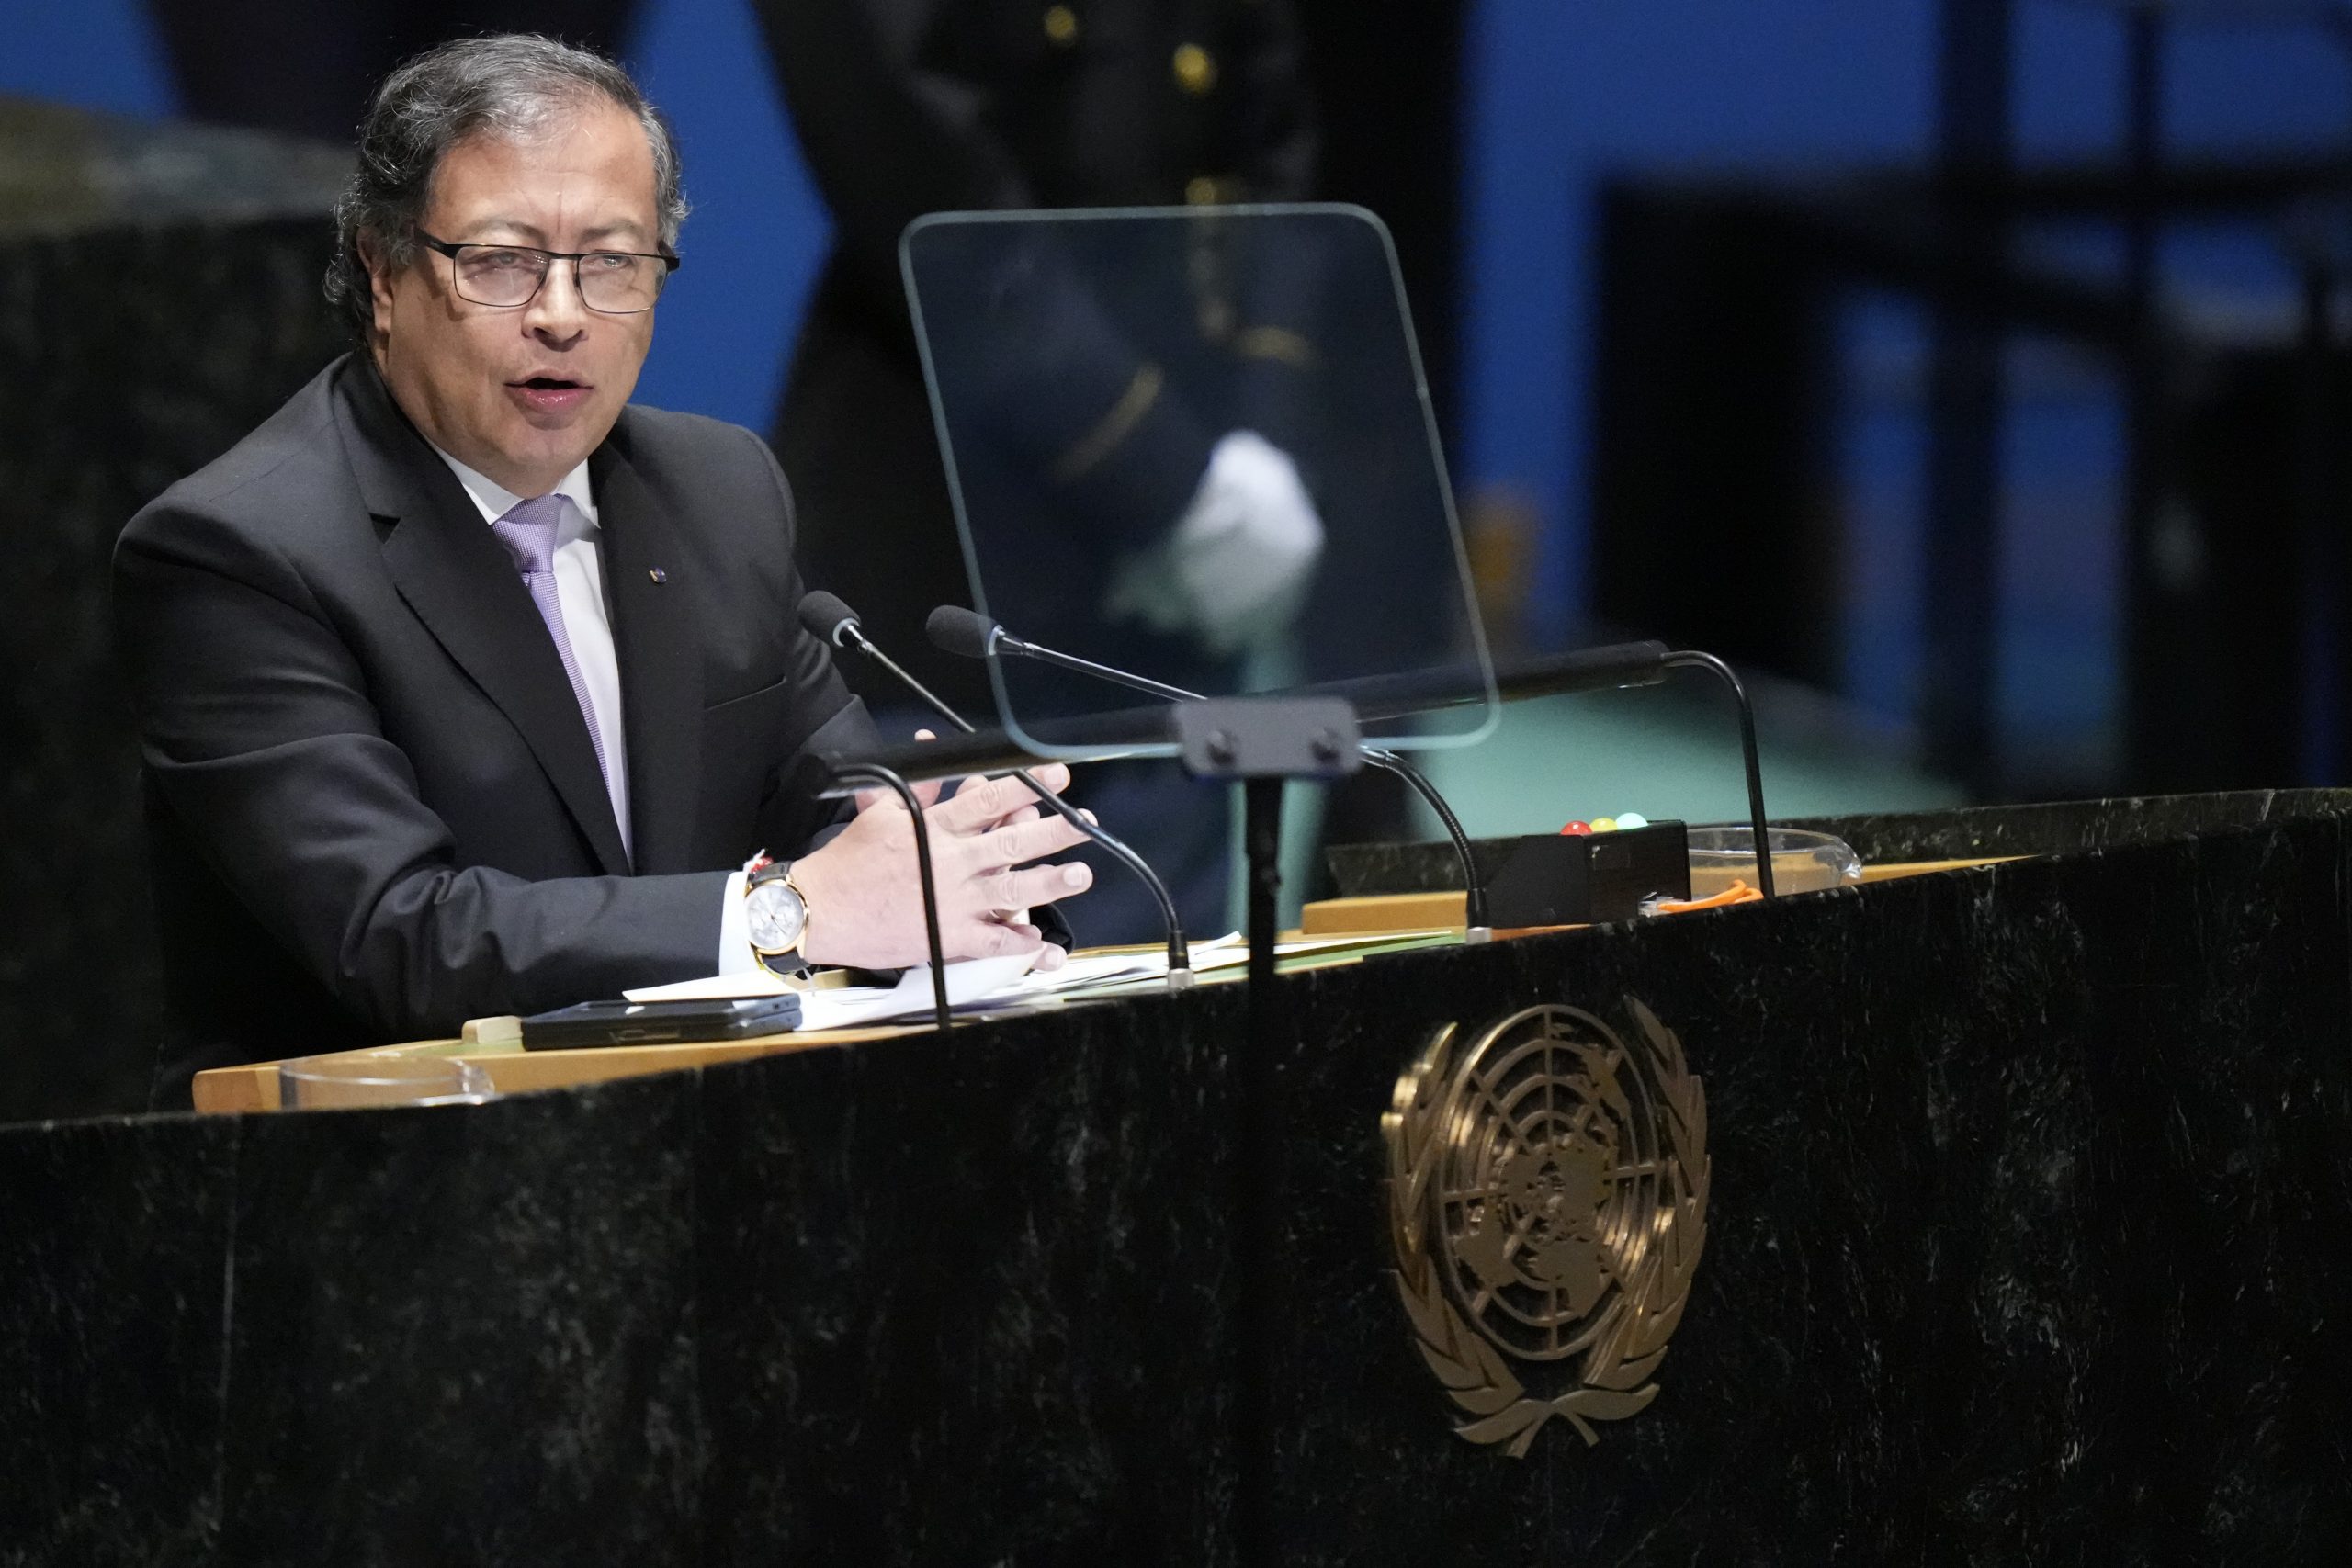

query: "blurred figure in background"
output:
757 0 1326 941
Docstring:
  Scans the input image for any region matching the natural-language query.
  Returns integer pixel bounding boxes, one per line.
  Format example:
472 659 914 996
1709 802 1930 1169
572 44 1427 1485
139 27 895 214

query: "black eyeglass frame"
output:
412 229 682 313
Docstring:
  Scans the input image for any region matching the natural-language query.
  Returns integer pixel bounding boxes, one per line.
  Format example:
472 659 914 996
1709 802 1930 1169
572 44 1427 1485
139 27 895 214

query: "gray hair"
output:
324 34 688 335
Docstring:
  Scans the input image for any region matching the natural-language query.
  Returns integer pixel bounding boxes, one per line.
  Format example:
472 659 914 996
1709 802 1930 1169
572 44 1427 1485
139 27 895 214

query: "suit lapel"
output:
335 360 633 876
592 427 701 875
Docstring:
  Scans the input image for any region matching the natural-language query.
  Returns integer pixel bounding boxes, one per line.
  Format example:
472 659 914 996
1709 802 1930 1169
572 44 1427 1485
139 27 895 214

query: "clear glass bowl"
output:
278 1051 497 1110
1685 826 1861 898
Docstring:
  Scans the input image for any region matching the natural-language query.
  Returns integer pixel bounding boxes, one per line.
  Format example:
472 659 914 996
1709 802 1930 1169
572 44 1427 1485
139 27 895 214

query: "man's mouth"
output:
506 376 592 414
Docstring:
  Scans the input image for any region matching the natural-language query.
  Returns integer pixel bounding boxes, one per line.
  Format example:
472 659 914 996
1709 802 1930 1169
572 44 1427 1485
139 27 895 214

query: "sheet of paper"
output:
795 953 1039 1030
624 952 1039 1026
623 970 796 1003
621 929 1463 1022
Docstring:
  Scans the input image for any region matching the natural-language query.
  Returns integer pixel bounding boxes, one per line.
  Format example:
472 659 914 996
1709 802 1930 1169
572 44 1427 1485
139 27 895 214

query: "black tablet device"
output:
518 995 803 1050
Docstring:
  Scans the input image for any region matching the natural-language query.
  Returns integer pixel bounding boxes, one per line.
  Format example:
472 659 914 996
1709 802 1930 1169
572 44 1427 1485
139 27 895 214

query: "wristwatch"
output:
744 857 813 977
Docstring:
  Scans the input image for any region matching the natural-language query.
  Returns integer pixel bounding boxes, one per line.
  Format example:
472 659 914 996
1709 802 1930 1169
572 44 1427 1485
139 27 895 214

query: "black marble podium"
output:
6 791 2351 1563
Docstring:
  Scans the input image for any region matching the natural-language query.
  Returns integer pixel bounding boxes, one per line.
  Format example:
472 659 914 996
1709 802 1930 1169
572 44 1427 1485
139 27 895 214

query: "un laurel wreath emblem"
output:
1384 1000 1709 1458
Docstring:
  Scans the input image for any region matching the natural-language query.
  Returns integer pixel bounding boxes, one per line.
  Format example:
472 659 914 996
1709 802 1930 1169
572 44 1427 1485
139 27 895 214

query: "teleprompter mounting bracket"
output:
1170 697 1364 781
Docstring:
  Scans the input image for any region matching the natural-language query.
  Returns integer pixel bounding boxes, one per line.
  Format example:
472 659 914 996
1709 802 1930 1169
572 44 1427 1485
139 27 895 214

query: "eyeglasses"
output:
413 231 681 314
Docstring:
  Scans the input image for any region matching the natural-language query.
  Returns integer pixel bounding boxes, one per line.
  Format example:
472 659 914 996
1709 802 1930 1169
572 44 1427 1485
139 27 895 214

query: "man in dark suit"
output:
114 35 1092 1104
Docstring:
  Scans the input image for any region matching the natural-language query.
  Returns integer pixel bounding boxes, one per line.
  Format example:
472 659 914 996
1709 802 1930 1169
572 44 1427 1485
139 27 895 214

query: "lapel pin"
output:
648 567 667 584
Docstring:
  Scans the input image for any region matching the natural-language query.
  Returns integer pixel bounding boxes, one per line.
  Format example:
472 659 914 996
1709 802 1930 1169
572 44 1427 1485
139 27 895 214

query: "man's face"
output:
368 99 660 497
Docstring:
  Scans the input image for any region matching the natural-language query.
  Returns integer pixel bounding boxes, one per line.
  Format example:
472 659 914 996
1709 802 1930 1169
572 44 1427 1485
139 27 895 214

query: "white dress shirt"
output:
429 446 761 977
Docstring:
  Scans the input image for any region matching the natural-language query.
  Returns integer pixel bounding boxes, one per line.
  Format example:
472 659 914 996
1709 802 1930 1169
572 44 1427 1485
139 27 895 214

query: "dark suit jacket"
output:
114 354 876 1101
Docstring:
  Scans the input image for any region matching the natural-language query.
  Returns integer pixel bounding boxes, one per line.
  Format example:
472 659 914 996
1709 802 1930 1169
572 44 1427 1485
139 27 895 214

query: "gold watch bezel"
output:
746 865 812 974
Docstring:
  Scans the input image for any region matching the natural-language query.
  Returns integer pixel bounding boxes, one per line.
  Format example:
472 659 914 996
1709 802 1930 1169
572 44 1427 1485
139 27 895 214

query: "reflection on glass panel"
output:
902 205 1495 758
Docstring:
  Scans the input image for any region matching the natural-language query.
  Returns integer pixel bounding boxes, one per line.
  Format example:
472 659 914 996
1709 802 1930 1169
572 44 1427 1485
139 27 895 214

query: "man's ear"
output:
359 233 397 342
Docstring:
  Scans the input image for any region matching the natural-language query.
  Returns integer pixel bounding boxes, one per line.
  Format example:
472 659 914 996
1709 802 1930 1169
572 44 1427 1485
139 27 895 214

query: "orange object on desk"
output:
1649 880 1765 913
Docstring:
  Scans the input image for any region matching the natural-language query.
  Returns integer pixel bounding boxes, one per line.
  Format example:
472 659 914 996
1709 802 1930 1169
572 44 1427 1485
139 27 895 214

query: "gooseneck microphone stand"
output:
915 610 1782 908
801 593 1194 985
817 761 951 1034
1360 745 1492 934
925 605 1497 935
1662 650 1776 899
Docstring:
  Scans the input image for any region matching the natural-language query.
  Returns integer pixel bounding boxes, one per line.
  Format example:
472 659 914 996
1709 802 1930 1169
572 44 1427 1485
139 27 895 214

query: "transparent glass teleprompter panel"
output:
901 205 1497 759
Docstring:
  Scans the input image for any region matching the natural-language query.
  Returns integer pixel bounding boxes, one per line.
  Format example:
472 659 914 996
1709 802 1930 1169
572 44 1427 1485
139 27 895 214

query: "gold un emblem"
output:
1384 1001 1710 1457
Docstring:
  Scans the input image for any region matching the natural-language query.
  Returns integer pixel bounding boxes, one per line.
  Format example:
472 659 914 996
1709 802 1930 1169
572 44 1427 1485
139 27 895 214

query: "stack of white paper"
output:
619 929 1457 1032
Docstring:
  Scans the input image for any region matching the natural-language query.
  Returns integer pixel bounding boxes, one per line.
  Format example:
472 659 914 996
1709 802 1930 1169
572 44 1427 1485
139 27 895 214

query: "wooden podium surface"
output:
187 858 2007 1115
185 928 1456 1114
8 790 2352 1564
191 1020 914 1114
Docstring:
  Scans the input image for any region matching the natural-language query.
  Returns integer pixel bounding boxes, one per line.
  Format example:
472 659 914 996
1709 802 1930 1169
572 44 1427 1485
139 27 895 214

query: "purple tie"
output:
491 493 609 784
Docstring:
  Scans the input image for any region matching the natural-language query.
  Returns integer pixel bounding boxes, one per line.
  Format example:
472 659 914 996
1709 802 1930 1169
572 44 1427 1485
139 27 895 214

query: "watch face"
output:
746 881 808 953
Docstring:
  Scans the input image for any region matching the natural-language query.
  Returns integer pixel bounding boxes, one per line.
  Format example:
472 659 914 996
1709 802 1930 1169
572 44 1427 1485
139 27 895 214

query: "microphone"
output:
924 606 1497 937
922 603 1001 661
800 592 1195 983
804 591 974 725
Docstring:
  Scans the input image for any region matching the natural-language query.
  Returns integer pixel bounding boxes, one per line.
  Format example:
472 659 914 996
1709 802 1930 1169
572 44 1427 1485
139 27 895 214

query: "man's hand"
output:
788 761 1094 971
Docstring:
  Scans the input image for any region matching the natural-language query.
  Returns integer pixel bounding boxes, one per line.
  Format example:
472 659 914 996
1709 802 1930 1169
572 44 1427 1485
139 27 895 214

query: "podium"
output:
6 790 2350 1562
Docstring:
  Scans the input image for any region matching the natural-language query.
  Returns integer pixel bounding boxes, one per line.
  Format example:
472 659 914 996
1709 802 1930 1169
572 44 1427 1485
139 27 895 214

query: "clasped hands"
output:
787 757 1093 972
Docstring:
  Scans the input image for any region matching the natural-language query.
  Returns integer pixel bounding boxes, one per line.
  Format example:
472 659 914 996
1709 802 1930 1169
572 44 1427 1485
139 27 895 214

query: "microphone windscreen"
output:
798 591 860 647
925 604 999 660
